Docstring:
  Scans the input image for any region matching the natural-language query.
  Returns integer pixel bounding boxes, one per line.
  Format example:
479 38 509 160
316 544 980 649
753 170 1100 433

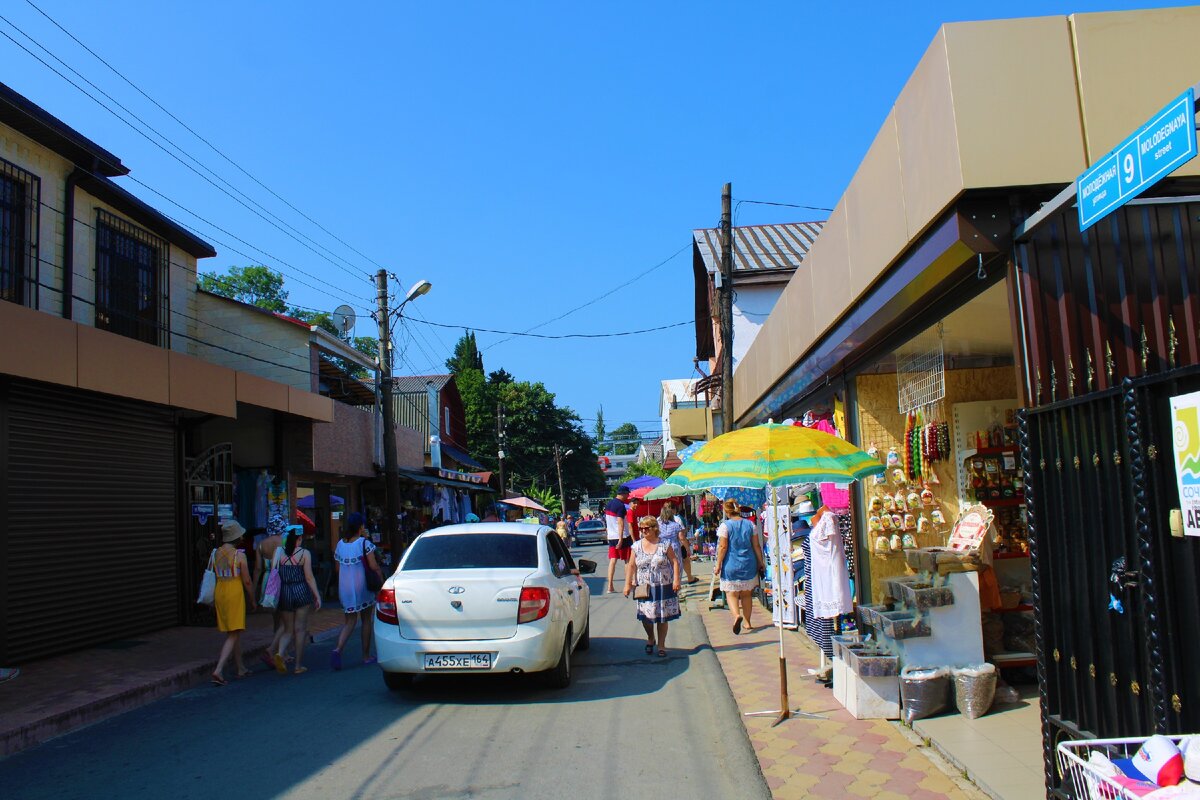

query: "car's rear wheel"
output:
382 671 413 691
542 632 572 689
576 615 591 651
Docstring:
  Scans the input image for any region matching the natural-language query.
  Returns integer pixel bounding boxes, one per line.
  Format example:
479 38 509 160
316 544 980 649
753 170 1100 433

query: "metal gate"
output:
183 443 233 625
1023 365 1200 795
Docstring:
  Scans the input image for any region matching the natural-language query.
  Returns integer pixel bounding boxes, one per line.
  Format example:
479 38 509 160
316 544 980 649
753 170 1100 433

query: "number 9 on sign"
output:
1123 152 1135 184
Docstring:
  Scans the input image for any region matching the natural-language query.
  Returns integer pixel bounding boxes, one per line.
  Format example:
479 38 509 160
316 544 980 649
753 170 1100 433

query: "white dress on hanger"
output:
808 510 853 618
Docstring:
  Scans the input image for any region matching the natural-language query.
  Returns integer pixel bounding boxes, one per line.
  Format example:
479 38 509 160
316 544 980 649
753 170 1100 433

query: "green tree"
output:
526 484 562 516
446 331 484 374
593 406 609 456
198 265 288 312
622 459 669 482
610 422 641 455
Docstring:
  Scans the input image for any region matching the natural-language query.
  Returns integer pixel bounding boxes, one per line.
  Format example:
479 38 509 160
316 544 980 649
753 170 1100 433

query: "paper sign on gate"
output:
763 504 797 627
1169 389 1200 537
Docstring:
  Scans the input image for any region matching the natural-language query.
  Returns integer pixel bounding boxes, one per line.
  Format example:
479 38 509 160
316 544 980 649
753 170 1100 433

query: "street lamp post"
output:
554 445 573 518
377 274 432 565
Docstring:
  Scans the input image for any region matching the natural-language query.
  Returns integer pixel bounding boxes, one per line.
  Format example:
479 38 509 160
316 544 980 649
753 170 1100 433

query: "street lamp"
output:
377 273 433 564
554 445 574 519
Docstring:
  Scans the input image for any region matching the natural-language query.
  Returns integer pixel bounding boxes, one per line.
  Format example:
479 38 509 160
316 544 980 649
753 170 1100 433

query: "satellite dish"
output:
332 304 356 337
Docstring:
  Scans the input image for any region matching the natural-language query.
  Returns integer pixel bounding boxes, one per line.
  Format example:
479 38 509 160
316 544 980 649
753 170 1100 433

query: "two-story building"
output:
0 82 417 663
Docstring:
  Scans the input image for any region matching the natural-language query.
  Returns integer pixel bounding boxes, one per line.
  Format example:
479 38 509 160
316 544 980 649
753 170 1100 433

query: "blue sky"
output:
0 0 1167 441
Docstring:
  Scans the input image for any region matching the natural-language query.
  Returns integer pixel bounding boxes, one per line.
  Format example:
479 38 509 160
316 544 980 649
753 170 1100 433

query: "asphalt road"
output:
0 545 769 800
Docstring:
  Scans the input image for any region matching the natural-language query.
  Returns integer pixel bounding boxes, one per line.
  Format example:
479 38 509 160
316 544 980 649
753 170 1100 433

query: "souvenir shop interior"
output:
748 280 1044 793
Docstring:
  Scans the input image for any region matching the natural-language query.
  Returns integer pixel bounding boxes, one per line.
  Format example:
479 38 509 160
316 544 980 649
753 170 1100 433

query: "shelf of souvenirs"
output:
958 445 1019 461
973 496 1026 508
993 551 1031 560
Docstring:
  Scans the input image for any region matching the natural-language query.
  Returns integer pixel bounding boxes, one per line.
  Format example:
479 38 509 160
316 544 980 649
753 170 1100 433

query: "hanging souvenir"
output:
874 535 890 555
930 508 946 525
892 468 905 484
880 514 894 530
883 494 896 512
920 485 934 507
889 533 902 552
902 532 917 549
868 515 883 532
867 443 879 462
886 447 900 468
902 413 915 478
917 515 930 534
903 513 916 531
907 491 921 510
870 495 883 513
891 514 904 531
893 491 907 511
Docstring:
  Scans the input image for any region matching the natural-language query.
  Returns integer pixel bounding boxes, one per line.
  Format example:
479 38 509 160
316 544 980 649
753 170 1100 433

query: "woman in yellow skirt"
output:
212 520 256 685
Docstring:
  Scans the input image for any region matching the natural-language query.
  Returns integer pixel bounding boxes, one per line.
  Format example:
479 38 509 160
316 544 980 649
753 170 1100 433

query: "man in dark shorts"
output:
604 485 632 593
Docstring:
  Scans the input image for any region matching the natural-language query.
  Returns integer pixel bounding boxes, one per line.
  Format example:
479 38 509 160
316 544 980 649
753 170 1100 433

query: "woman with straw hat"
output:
211 520 257 685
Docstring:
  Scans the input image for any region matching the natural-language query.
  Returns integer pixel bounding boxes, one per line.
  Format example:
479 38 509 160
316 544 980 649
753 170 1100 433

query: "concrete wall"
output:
735 7 1200 422
731 285 782 369
191 292 311 389
313 401 375 477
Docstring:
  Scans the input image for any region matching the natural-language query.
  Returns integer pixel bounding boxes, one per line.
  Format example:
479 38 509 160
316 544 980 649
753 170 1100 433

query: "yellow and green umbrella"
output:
643 482 706 501
667 421 884 490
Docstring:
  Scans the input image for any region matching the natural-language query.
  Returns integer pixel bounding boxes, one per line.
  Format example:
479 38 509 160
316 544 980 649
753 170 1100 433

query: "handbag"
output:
261 552 281 609
362 539 383 593
633 582 650 600
196 549 217 605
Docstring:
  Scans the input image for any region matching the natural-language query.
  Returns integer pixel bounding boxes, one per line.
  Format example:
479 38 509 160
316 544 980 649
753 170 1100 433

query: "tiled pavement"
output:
688 570 988 800
0 605 345 756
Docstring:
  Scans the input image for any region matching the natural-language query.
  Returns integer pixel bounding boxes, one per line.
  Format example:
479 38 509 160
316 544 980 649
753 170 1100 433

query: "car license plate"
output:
422 653 492 670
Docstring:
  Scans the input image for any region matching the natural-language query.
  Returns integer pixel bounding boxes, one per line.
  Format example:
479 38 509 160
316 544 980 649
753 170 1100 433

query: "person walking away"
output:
604 486 632 593
211 520 256 685
253 514 286 668
556 518 570 544
624 516 681 656
658 502 700 585
272 524 321 674
714 499 764 635
331 512 382 670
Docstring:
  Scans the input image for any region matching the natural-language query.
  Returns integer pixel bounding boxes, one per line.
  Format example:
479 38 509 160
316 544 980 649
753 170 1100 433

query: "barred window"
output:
0 157 40 309
95 210 169 347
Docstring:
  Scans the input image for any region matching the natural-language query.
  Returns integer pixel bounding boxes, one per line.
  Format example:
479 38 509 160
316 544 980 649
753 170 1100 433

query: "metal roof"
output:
692 222 823 274
392 374 452 394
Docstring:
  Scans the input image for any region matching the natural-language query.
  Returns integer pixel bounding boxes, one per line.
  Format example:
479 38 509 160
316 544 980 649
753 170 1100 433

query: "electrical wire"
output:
734 198 833 213
21 0 388 275
410 317 691 339
0 21 374 302
482 242 691 351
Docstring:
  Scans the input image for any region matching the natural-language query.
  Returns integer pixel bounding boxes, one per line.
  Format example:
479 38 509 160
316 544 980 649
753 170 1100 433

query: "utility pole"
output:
376 270 404 565
554 444 573 518
720 182 735 433
496 403 507 499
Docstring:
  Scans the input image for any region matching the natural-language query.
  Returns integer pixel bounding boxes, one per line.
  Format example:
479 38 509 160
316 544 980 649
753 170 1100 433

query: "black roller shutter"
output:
1 379 178 663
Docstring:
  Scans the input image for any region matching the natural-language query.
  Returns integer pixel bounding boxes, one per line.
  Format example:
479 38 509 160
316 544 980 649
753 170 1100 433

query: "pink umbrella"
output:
501 496 550 513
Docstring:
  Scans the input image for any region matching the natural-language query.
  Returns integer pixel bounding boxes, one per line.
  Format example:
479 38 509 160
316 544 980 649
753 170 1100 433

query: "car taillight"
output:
518 586 550 623
375 589 398 624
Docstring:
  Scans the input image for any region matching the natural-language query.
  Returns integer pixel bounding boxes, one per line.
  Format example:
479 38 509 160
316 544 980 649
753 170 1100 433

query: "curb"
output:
1 624 344 759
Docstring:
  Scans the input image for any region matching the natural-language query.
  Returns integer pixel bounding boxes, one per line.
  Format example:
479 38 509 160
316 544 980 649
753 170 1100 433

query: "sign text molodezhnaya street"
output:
1077 87 1197 232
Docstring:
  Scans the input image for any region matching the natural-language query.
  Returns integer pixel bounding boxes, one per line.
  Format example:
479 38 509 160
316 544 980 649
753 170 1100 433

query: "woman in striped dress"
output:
272 525 321 674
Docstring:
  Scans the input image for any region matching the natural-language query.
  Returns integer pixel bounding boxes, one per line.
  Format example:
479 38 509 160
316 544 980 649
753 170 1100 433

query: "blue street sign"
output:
1077 87 1197 231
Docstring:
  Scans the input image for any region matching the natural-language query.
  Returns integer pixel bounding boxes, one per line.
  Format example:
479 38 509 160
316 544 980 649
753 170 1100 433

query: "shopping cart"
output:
1056 736 1192 799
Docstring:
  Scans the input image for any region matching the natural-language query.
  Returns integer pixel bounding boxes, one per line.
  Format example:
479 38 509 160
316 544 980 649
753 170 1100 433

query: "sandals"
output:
644 642 655 655
733 616 743 635
686 577 700 584
293 666 309 675
363 657 377 666
657 649 667 658
272 653 287 675
236 669 252 679
210 673 227 687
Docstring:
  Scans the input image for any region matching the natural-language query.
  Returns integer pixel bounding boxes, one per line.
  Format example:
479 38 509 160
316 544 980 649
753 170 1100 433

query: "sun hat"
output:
1179 736 1200 783
220 519 246 543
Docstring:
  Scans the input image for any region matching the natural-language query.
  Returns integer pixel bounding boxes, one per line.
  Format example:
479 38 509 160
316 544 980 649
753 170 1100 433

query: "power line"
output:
21 0 388 275
734 198 833 213
483 242 691 351
410 317 691 340
0 19 374 301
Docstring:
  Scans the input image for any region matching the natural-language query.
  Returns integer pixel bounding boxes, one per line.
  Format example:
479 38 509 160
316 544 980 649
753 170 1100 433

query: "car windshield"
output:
577 520 604 530
401 533 539 570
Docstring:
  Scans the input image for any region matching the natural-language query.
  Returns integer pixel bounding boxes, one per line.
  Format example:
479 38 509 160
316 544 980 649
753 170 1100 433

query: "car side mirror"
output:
577 559 597 575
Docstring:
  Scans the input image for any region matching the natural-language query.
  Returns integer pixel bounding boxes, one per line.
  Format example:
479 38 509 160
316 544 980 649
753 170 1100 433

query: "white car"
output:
374 523 594 690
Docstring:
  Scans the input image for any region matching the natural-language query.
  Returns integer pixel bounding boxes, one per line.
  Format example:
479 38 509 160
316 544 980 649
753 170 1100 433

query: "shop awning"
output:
398 469 495 493
441 443 484 470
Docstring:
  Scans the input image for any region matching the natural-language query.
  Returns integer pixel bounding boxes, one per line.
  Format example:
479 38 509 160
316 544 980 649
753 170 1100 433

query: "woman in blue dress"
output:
714 499 764 635
624 516 681 657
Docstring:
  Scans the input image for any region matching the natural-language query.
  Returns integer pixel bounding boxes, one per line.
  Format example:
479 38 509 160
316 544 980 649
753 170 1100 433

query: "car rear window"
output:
577 520 604 530
401 533 538 570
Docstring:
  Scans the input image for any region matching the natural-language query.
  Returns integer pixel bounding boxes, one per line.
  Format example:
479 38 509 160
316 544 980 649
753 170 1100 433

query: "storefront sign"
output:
948 506 994 552
217 504 233 522
190 503 215 526
436 468 485 485
1078 87 1197 231
1169 389 1200 537
763 504 797 628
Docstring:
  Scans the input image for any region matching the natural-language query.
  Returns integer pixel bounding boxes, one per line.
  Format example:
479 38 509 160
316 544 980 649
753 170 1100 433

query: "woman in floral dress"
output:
624 516 681 657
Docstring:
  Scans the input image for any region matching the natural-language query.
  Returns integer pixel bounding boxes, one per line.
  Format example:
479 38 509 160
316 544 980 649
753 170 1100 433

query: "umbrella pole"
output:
772 484 789 727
